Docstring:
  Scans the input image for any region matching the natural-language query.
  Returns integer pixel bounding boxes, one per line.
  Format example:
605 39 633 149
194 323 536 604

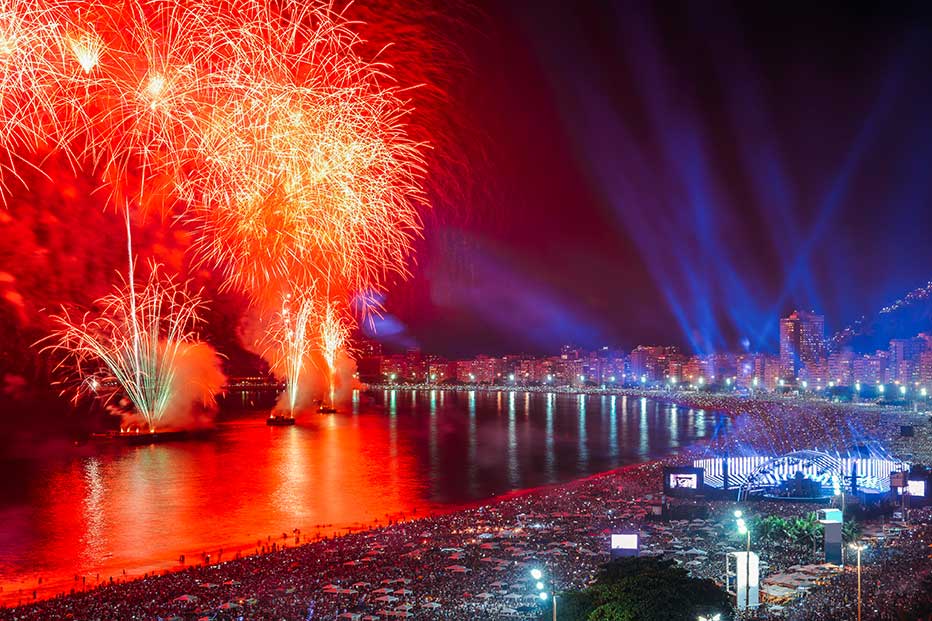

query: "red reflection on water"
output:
0 415 438 605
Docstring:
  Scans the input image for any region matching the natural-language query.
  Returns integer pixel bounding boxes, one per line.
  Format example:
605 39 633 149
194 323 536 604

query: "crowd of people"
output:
755 509 932 621
3 392 932 620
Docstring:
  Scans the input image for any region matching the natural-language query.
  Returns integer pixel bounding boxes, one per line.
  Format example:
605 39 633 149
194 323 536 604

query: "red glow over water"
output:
0 390 726 605
0 415 440 604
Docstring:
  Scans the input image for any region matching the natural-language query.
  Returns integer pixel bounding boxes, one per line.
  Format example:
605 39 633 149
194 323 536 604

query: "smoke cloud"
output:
119 340 226 431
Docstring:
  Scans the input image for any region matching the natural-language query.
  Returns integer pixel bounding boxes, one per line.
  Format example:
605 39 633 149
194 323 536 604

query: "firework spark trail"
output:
40 262 210 431
262 292 316 416
1 0 433 412
0 0 426 298
319 299 350 403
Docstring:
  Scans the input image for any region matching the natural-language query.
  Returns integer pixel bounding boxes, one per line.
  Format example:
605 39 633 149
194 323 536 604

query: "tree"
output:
842 519 862 545
549 557 733 621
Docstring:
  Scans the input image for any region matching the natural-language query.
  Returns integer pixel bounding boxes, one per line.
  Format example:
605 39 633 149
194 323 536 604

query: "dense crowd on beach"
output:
3 391 932 620
756 512 932 621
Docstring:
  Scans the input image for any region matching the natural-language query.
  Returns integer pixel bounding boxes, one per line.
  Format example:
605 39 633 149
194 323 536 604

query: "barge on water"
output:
89 429 209 445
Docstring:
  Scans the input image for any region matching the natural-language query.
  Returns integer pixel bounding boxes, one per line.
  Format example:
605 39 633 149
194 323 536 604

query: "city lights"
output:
5 3 932 620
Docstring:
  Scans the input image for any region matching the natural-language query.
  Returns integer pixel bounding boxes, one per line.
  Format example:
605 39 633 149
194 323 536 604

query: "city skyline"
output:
358 308 932 394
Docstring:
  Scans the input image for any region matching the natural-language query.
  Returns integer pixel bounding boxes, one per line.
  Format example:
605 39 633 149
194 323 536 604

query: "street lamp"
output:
531 567 555 621
698 615 721 621
849 543 867 621
735 510 751 610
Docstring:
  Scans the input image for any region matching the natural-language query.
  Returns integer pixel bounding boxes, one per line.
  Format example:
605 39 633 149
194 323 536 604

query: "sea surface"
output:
0 389 729 603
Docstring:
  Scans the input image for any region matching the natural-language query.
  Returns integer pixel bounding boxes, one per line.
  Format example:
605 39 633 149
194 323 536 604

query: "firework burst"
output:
40 262 209 431
0 0 428 300
4 0 435 412
262 292 316 417
318 299 350 403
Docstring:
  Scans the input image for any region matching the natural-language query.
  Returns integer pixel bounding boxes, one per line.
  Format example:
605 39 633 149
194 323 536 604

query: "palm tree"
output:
842 519 862 545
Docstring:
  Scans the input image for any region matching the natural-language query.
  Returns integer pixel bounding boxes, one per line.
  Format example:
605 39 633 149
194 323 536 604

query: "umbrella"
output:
173 595 197 603
444 565 469 573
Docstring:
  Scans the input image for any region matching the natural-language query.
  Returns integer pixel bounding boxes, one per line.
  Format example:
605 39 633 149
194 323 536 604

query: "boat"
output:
266 414 296 426
89 429 207 445
316 399 338 414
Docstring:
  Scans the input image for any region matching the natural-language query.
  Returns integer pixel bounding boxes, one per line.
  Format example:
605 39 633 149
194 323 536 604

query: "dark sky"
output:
371 1 932 357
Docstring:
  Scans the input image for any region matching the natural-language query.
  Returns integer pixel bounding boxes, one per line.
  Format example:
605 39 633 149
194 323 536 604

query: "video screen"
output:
611 534 638 550
668 473 698 489
908 479 926 497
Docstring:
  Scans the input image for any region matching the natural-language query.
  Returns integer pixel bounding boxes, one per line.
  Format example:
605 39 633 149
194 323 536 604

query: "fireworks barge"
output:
89 429 209 445
266 414 297 426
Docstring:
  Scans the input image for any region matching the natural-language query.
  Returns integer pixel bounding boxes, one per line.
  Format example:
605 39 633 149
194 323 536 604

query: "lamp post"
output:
735 510 750 610
848 543 866 621
531 567 556 621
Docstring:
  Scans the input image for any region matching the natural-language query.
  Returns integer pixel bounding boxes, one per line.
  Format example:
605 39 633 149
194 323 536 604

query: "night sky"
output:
374 1 932 357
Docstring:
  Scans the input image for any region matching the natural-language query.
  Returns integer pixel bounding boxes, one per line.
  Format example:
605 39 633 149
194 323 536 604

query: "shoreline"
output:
0 459 665 611
4 389 930 615
364 382 921 416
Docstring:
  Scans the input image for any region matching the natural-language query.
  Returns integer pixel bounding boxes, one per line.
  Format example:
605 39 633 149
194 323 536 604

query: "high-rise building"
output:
889 337 927 383
827 351 854 386
918 350 932 388
779 311 825 381
852 351 889 385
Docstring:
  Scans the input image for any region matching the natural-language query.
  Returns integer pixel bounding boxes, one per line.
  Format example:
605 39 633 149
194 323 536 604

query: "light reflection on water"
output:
0 390 728 598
